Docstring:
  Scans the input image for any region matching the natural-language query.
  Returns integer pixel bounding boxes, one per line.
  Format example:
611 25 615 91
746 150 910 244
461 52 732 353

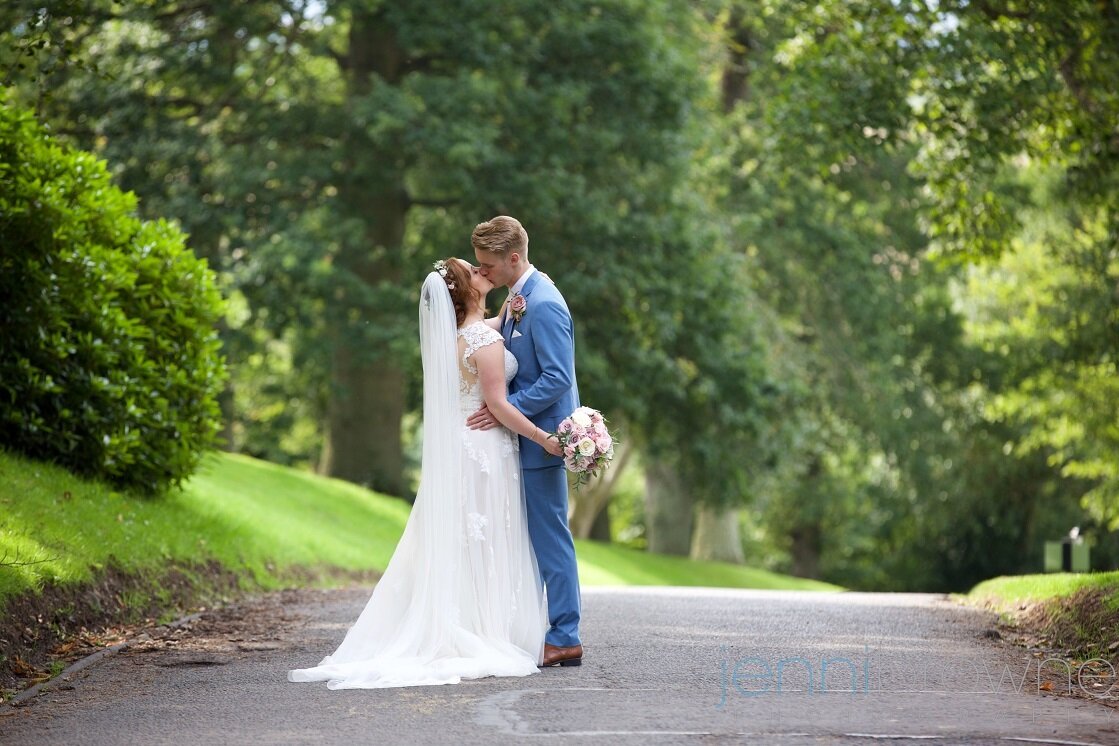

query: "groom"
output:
467 216 583 667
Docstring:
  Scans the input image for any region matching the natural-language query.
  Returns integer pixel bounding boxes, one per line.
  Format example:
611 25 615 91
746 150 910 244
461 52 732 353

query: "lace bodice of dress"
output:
458 322 517 412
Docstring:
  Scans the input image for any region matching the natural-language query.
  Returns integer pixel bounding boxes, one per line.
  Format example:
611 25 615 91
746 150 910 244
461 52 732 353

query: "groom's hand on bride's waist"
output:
467 404 499 431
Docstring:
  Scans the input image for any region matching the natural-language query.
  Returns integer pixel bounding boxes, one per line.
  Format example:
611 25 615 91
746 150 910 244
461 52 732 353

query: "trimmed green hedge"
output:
0 100 226 493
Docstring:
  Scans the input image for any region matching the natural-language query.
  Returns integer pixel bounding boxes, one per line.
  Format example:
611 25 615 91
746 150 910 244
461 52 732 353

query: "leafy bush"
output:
0 100 226 493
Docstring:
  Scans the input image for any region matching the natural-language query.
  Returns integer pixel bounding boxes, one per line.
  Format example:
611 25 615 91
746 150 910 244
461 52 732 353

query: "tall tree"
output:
711 0 1118 587
912 0 1119 526
6 1 762 502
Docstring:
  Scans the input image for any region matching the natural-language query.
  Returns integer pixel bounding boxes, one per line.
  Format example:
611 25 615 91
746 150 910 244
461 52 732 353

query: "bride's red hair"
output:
441 258 483 327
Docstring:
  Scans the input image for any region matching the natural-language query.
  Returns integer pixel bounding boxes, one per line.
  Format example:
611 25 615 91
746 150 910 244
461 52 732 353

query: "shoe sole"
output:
542 657 582 667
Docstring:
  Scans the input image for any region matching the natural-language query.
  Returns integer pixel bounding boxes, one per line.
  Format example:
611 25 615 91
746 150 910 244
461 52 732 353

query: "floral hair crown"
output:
432 259 456 291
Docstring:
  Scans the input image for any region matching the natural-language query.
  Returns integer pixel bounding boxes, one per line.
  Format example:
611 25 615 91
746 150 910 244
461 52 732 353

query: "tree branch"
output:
971 1 1032 22
327 45 349 72
0 550 57 568
1057 46 1098 114
402 55 433 76
76 1 214 27
408 197 461 209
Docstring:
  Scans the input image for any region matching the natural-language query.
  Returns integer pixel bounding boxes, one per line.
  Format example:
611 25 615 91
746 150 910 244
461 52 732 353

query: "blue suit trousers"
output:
523 465 581 647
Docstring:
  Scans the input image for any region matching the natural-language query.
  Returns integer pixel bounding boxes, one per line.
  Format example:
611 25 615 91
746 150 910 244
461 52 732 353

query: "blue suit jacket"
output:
502 272 580 469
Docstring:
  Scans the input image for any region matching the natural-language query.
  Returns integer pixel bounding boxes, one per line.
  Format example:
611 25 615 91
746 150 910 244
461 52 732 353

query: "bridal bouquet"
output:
553 407 615 486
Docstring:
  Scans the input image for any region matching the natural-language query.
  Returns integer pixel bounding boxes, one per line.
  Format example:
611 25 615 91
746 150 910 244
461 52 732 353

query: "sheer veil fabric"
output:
287 272 547 689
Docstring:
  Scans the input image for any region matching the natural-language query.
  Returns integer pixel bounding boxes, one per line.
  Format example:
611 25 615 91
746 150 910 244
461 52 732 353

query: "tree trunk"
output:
320 354 406 494
644 461 693 555
720 8 753 112
568 441 632 539
319 8 409 496
319 183 408 494
789 457 824 578
789 523 822 579
690 504 745 564
214 315 237 452
588 506 612 542
218 377 236 452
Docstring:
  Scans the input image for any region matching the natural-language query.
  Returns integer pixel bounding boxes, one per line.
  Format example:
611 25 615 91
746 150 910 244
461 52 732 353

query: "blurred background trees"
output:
3 0 1116 590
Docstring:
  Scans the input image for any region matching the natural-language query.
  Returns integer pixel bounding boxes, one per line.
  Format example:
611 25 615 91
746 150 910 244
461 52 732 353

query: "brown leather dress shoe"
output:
542 643 583 667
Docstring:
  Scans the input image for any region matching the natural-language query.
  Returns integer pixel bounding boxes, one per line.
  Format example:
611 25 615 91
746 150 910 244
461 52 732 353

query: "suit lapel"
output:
505 272 541 344
520 272 542 300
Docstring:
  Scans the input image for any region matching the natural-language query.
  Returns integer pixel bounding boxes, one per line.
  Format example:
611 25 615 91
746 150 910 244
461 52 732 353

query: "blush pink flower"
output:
550 407 617 488
509 293 527 323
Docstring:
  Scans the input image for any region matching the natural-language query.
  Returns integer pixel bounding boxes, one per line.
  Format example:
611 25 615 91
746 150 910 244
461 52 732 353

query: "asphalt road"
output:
2 585 1117 745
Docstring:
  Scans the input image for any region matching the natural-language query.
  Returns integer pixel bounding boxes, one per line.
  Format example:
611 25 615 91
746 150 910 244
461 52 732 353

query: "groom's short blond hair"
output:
472 216 529 256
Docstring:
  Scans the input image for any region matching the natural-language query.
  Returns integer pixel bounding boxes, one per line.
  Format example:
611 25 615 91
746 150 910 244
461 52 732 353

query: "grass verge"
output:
963 572 1119 662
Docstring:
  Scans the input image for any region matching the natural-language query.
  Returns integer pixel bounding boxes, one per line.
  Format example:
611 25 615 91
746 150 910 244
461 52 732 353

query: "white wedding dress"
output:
288 276 547 689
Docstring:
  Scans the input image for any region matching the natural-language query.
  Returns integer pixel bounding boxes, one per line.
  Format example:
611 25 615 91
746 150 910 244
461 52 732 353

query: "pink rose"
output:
595 434 612 452
509 293 527 323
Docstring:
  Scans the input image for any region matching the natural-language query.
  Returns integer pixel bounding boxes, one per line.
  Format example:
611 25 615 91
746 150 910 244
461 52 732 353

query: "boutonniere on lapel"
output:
509 292 527 324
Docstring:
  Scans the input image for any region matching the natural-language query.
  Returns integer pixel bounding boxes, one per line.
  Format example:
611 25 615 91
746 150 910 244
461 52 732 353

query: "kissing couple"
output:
289 215 584 689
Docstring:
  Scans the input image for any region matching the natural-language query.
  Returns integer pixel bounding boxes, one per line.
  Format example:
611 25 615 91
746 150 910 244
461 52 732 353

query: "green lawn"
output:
963 572 1119 661
1 448 838 611
576 540 838 590
0 450 411 606
965 571 1119 613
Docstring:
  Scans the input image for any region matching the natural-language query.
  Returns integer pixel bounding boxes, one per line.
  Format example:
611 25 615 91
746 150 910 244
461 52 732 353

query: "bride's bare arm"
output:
473 343 562 456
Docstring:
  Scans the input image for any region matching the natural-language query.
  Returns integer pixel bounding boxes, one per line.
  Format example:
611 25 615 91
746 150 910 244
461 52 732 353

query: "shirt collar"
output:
510 265 536 295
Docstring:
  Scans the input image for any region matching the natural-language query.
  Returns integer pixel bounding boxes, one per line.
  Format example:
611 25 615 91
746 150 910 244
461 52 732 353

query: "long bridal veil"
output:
288 272 546 689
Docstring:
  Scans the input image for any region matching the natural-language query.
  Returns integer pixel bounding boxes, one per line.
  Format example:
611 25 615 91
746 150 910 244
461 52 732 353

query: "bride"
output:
288 258 563 689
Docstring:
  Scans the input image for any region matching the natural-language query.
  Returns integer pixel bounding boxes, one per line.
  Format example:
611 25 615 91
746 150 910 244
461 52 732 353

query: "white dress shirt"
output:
510 265 536 295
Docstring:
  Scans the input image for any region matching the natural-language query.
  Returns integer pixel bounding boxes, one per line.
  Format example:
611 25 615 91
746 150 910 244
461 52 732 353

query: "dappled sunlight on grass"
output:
2 448 838 611
575 540 841 590
0 450 409 606
964 571 1119 664
180 453 412 574
965 571 1119 612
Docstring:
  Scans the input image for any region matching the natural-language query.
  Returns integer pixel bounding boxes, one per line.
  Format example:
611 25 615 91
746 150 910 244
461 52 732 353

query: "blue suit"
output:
503 271 581 647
